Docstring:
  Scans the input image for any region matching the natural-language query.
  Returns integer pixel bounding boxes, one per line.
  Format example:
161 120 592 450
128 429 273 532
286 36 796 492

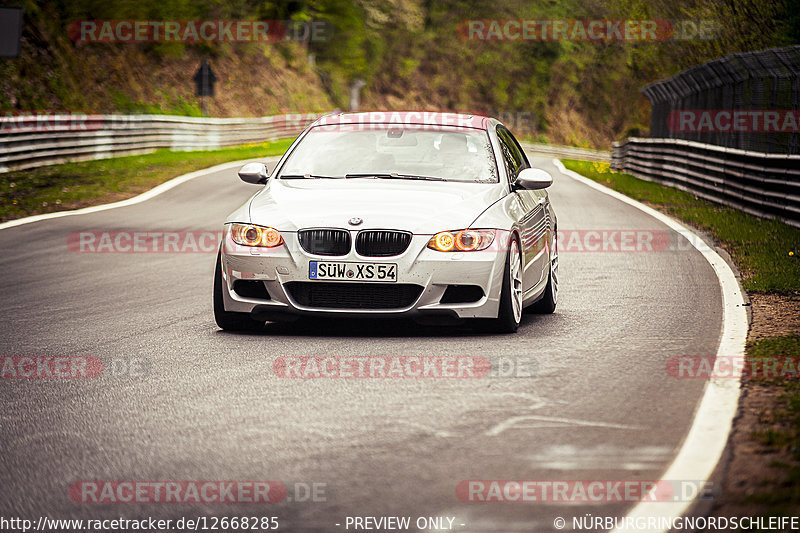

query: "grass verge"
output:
561 160 800 294
0 139 294 223
747 335 800 509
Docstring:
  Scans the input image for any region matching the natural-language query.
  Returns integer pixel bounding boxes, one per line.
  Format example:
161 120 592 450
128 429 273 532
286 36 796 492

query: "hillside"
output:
1 0 797 148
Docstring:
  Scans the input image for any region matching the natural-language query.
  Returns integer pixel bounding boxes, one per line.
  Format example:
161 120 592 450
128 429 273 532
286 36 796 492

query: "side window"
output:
497 126 526 181
496 127 519 183
505 128 530 171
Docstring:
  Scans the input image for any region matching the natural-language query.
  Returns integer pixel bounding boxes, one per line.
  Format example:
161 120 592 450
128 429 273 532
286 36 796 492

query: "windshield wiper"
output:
279 174 344 179
344 173 446 181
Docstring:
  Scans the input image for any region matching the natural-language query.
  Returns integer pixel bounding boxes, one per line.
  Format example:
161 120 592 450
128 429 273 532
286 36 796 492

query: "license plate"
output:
309 261 397 282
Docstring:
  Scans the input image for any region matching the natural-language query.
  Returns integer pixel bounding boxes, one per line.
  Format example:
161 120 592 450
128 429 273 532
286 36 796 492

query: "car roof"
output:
311 111 495 130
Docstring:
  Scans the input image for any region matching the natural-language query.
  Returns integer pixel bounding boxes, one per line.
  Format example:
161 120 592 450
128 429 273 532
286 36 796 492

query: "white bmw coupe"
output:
214 112 558 333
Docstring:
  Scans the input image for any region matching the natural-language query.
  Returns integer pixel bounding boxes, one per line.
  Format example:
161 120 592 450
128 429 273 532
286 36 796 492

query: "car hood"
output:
244 178 506 234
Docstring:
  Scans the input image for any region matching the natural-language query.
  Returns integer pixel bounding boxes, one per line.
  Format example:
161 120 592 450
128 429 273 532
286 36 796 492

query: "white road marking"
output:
398 421 456 438
553 158 748 532
484 392 639 436
486 414 639 436
525 444 672 471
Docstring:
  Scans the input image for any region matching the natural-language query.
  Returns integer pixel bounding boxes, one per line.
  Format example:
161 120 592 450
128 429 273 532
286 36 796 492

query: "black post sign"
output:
0 7 24 58
194 60 216 97
193 60 217 116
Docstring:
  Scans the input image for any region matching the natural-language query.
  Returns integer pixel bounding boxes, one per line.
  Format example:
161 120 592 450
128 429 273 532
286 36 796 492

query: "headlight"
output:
229 223 284 247
427 229 495 252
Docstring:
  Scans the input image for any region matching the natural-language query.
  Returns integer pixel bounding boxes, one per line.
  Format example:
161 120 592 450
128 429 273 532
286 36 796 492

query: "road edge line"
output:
0 158 266 231
553 158 748 532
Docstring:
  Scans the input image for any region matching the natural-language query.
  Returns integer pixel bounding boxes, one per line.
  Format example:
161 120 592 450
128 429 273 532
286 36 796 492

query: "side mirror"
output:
514 168 553 190
238 163 269 184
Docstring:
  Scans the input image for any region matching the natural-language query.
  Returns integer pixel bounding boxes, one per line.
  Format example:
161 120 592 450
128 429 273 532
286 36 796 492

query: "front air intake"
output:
285 282 423 309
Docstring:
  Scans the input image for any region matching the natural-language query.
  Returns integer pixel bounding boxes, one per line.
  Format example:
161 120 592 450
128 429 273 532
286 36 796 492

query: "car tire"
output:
529 231 558 314
213 250 265 332
476 237 522 334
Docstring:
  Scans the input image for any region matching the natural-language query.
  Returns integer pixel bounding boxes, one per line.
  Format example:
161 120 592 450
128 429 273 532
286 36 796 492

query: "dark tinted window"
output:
505 127 530 170
496 127 519 182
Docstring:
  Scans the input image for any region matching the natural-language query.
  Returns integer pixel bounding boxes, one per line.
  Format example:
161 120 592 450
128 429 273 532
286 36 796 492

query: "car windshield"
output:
277 125 498 183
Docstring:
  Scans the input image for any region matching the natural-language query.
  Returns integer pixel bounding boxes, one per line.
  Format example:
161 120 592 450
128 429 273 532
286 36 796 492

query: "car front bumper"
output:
219 229 507 321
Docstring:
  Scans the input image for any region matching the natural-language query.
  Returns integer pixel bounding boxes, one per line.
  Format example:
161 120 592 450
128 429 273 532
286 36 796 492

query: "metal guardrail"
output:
522 143 610 162
612 137 800 228
0 109 611 176
0 113 322 173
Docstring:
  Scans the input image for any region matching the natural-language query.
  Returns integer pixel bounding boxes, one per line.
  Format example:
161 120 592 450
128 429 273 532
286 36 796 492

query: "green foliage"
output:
1 0 797 145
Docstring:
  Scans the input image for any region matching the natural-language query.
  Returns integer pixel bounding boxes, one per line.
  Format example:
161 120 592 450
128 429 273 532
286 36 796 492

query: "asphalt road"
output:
0 151 723 532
